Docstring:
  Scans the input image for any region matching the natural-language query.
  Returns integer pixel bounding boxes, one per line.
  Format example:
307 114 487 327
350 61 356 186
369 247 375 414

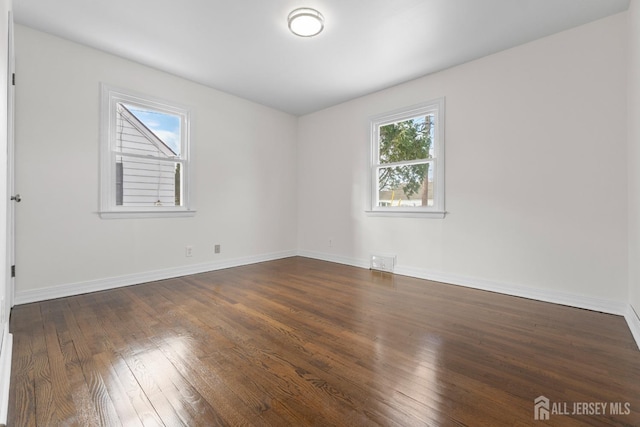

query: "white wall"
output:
14 25 298 296
298 13 629 307
13 12 634 318
629 1 640 320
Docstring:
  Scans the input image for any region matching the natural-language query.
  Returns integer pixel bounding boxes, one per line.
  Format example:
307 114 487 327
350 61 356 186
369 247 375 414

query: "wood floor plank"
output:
121 284 275 425
91 303 167 427
30 305 57 427
61 297 124 426
115 289 251 425
8 305 38 427
151 280 374 424
99 292 228 426
57 327 103 427
8 257 640 426
92 351 145 427
81 293 183 427
39 302 79 425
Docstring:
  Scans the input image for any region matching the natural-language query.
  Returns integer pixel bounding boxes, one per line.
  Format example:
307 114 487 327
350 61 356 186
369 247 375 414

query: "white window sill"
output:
99 210 196 219
365 210 446 219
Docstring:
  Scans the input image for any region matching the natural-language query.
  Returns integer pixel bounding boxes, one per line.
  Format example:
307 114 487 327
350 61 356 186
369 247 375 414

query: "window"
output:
99 84 194 218
368 98 445 218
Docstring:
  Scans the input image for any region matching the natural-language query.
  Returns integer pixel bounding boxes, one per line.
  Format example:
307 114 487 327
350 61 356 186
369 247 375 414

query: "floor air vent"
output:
370 254 395 273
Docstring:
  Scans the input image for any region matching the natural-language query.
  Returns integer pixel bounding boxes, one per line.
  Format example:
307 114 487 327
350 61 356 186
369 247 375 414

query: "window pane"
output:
115 162 123 205
116 156 182 207
379 114 434 164
377 163 434 207
100 85 192 217
117 103 181 157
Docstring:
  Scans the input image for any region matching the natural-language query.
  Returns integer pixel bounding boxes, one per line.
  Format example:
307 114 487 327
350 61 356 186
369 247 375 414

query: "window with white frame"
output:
369 98 445 217
99 84 193 218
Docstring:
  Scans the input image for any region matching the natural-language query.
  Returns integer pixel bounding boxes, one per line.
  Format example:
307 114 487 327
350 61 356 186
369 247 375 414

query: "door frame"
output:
6 9 14 309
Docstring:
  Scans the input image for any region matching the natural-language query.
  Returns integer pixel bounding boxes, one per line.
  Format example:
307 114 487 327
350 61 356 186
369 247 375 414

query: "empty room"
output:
0 0 638 425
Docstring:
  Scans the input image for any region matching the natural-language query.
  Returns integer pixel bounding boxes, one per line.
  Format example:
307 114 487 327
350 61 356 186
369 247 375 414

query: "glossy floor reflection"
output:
8 257 640 426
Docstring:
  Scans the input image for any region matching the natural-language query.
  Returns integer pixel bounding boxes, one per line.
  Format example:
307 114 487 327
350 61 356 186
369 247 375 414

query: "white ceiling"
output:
14 0 629 116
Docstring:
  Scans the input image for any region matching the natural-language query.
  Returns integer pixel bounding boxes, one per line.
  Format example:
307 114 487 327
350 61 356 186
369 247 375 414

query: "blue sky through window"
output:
125 104 181 155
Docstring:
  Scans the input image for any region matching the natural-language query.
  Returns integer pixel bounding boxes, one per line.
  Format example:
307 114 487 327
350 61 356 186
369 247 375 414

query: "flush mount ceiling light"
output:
288 7 325 37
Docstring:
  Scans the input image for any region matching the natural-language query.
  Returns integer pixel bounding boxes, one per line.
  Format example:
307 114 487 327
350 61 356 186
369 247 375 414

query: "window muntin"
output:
369 98 444 217
100 85 193 218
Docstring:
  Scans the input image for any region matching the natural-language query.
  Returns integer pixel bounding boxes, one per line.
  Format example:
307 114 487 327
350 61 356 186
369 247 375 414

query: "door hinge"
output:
12 73 15 86
11 265 15 278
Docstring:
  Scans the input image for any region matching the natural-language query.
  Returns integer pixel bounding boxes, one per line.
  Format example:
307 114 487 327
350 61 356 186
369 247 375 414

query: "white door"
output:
6 9 14 311
0 9 14 424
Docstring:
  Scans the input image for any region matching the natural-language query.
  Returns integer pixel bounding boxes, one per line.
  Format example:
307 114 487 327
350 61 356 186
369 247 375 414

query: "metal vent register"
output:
370 254 395 273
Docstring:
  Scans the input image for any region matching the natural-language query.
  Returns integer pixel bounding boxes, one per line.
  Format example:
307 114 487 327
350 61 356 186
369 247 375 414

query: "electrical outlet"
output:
185 246 193 257
214 244 221 254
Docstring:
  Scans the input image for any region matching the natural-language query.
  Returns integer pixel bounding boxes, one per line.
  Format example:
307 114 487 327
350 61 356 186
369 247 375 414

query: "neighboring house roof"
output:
117 104 177 157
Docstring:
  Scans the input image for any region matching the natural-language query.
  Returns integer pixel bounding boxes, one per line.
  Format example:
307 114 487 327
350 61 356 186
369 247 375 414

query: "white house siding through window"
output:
115 104 179 207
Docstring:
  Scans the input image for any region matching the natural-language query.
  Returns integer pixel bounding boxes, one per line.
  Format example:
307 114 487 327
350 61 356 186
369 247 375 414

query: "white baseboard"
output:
298 250 627 315
394 265 628 316
296 250 370 270
0 324 12 425
625 305 640 350
14 250 297 305
13 248 640 351
297 251 640 349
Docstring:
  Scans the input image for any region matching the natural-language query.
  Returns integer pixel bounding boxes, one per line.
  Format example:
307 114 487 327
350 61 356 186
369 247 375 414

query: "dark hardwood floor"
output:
7 257 640 426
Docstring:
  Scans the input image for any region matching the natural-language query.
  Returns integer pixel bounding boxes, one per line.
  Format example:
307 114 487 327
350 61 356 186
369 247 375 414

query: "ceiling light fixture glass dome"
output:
288 8 324 37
